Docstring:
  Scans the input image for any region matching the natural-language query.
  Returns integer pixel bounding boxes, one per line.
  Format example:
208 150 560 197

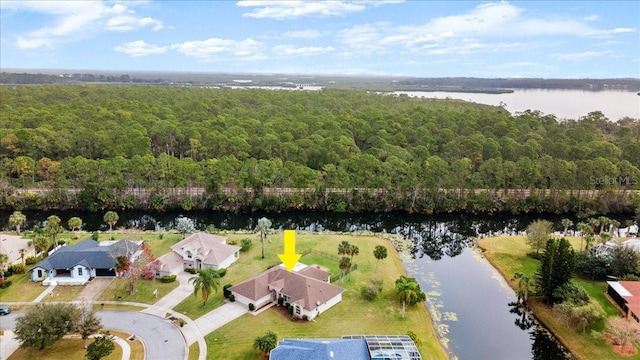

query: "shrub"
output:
91 232 99 241
526 251 543 260
553 282 589 306
621 274 640 281
249 303 255 311
360 279 384 301
228 294 235 302
228 239 238 245
302 315 308 321
277 297 284 306
217 268 227 278
240 238 252 252
0 279 12 289
286 305 293 314
291 315 298 321
57 240 66 246
8 264 25 274
223 284 233 298
185 268 197 274
158 233 164 240
25 256 38 265
160 275 177 283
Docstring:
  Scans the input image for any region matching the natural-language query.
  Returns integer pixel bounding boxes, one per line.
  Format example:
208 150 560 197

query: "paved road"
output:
0 311 185 360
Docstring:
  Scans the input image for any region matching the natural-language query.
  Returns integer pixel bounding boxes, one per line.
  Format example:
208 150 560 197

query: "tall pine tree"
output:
536 238 576 304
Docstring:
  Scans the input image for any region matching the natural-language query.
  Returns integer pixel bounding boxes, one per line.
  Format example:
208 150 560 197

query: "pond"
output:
0 210 576 359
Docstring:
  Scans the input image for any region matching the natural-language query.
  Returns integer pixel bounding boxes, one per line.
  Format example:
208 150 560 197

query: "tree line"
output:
1 85 639 214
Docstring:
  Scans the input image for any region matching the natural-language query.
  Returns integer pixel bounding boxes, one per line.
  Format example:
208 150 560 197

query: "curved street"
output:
0 311 185 360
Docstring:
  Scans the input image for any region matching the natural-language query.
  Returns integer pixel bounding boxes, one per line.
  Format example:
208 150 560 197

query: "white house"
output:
155 232 240 277
30 239 140 285
229 263 343 320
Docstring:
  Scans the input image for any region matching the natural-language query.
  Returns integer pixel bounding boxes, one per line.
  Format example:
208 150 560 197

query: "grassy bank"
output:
198 232 447 360
478 235 640 360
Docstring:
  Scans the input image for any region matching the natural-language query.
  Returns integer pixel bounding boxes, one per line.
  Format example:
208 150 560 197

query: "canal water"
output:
1 210 580 359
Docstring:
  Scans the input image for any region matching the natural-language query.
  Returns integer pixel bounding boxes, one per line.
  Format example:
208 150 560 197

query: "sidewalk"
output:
141 272 192 317
0 331 19 360
32 285 56 302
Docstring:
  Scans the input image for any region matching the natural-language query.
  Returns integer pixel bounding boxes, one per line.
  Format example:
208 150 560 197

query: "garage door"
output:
95 268 116 277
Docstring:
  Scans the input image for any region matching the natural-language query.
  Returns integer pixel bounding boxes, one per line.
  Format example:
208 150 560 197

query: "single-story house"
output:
155 232 240 277
229 263 342 321
30 239 141 286
0 234 35 265
607 281 640 322
269 338 370 360
270 335 422 360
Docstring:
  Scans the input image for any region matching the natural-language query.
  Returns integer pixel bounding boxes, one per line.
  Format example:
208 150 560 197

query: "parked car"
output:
0 305 11 315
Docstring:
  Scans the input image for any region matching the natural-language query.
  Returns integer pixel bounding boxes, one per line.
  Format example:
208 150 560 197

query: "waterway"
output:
0 210 591 359
394 89 640 121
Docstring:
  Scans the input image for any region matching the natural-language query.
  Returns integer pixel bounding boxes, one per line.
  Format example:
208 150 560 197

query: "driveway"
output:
0 311 185 360
74 278 114 302
184 302 247 344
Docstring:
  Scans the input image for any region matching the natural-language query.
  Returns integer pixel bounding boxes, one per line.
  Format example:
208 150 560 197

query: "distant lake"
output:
395 89 640 121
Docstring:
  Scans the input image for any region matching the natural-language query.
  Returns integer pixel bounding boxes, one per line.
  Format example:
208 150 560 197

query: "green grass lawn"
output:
478 235 640 360
97 277 178 304
0 271 46 302
8 334 123 360
197 232 447 360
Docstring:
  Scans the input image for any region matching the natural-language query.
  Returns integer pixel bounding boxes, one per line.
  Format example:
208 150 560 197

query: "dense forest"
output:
1 85 639 214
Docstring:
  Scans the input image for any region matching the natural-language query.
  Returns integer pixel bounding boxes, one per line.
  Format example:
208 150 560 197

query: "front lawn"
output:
478 235 640 360
97 277 178 304
0 272 46 302
199 232 447 360
8 334 123 360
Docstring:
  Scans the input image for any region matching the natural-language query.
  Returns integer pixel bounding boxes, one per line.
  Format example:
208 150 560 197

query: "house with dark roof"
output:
269 335 423 360
607 281 640 322
155 232 240 277
269 338 370 360
229 263 342 320
30 239 141 286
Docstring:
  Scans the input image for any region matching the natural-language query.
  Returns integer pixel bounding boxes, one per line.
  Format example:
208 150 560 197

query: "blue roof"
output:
270 339 369 360
32 239 139 271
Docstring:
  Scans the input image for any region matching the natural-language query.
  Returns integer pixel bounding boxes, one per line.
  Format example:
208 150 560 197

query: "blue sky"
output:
1 1 639 78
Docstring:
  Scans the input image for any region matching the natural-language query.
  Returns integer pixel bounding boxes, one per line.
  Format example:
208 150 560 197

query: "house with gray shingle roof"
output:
155 232 240 277
229 263 343 320
30 239 141 285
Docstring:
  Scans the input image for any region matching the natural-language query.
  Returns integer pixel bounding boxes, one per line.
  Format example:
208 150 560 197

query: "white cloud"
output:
114 40 167 57
237 0 399 20
171 38 265 62
583 14 599 21
553 50 614 61
4 1 164 49
106 15 164 32
272 45 334 56
585 27 636 38
283 29 322 39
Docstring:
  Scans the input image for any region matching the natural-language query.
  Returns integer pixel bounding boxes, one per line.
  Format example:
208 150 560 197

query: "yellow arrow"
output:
278 230 301 272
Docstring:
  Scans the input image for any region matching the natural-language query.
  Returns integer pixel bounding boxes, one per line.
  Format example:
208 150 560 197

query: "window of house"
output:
295 306 301 315
78 267 83 276
186 250 192 259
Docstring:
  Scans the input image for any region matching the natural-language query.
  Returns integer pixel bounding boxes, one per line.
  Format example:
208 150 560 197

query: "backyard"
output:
478 235 640 360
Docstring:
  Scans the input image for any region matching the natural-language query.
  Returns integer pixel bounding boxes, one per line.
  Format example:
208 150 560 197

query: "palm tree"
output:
103 211 119 232
348 245 359 260
18 248 26 266
561 218 573 236
0 253 8 285
44 215 62 248
609 219 621 236
253 331 277 357
337 241 351 256
9 211 26 235
339 256 351 285
395 276 421 319
598 216 610 235
68 217 83 231
511 272 534 304
373 245 388 272
577 222 590 251
255 217 272 259
189 268 220 306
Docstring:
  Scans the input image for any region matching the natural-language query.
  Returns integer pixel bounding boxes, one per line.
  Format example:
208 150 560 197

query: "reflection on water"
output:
0 210 574 359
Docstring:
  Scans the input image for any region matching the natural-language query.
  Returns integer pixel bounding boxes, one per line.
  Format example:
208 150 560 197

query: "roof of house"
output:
0 234 34 264
32 239 140 271
171 232 240 266
343 335 423 360
609 281 640 317
269 339 369 360
230 265 344 311
156 251 184 273
297 264 331 281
